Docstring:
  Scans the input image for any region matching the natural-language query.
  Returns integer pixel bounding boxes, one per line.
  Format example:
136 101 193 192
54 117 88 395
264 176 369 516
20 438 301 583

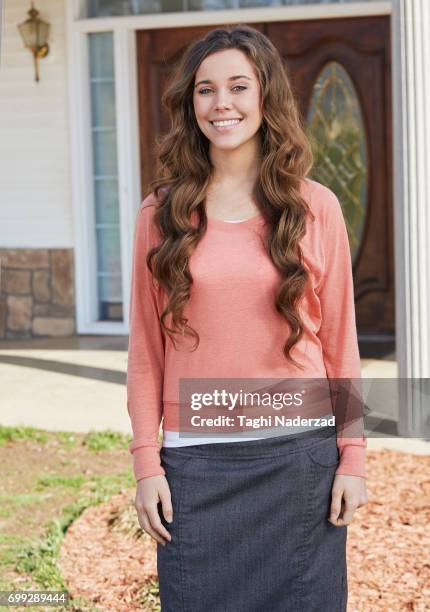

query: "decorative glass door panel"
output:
306 61 368 265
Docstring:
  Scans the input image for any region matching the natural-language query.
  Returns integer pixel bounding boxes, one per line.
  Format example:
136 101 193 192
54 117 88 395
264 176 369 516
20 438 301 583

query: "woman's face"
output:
193 48 263 152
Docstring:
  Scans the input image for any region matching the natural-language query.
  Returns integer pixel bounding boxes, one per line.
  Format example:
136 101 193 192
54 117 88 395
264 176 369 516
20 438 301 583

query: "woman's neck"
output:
208 134 262 186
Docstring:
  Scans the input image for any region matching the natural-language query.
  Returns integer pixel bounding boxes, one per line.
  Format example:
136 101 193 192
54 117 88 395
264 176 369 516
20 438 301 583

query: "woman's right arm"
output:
127 198 172 545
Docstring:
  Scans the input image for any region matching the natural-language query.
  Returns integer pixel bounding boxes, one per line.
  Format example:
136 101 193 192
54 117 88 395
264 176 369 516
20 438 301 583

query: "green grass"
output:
85 471 135 495
15 520 65 590
0 425 132 453
7 470 135 611
82 429 131 452
0 425 48 446
2 471 135 576
0 492 46 507
0 490 153 612
0 534 32 566
36 475 86 491
0 426 149 611
56 432 78 449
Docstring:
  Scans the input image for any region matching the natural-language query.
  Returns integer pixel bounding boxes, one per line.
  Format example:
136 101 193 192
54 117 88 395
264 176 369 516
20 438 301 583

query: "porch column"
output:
392 0 430 437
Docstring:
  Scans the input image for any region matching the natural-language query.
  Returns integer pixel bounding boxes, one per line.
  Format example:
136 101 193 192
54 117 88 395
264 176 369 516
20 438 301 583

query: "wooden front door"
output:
136 17 394 345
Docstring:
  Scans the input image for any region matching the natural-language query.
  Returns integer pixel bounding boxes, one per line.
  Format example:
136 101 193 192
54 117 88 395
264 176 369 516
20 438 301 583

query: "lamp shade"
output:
17 7 50 52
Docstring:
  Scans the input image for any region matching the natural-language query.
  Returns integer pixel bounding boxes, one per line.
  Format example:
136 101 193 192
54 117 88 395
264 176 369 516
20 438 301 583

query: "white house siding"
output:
0 0 75 339
0 0 71 247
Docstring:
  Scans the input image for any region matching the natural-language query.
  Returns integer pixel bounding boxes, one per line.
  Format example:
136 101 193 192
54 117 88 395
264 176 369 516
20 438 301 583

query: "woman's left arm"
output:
315 184 369 526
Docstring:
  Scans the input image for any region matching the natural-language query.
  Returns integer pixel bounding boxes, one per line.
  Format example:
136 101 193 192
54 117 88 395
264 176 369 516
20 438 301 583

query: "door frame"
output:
66 0 393 336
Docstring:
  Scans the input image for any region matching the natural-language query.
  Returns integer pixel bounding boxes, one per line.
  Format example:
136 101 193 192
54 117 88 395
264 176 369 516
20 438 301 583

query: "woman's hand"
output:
329 474 368 526
134 475 173 546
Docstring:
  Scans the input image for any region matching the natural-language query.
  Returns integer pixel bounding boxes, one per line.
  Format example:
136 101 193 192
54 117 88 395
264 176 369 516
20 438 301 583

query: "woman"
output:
127 24 368 612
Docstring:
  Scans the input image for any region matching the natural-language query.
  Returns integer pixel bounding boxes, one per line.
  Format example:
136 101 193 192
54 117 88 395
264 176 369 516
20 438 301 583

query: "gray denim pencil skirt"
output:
157 425 347 612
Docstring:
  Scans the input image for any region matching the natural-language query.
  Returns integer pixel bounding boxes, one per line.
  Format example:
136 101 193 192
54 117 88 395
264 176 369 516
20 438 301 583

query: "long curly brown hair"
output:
145 24 315 370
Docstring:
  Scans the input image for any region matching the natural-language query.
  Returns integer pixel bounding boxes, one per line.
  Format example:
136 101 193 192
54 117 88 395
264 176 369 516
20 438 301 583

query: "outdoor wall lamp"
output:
17 2 50 83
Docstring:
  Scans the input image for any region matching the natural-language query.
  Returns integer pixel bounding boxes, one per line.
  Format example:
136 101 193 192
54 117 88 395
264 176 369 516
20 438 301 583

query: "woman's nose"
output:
214 92 233 110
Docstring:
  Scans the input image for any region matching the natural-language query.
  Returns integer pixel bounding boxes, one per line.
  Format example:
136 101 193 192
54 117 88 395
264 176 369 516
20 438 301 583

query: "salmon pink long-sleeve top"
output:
126 178 367 482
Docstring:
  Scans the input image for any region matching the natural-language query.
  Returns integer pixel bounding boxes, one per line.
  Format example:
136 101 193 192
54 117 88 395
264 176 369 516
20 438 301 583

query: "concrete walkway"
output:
0 335 429 455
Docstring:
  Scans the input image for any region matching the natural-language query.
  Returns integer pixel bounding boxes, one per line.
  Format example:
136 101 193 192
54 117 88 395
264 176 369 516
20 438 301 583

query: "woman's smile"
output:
210 118 244 132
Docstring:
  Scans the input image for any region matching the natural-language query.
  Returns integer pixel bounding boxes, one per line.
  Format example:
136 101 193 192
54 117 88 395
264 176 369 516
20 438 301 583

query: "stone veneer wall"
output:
0 249 75 339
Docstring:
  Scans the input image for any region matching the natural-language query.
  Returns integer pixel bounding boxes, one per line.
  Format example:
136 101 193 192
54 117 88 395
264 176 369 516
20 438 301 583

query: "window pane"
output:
86 0 162 15
98 275 123 321
83 0 380 17
91 81 116 128
96 227 122 275
88 32 123 322
239 0 282 6
94 179 120 224
88 32 114 78
188 0 234 10
92 129 118 177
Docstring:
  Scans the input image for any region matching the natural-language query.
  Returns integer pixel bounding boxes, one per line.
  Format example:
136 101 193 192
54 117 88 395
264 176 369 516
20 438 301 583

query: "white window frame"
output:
65 0 392 335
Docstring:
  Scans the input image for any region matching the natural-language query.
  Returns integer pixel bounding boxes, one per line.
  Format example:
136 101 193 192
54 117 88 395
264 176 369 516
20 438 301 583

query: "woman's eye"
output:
198 85 247 95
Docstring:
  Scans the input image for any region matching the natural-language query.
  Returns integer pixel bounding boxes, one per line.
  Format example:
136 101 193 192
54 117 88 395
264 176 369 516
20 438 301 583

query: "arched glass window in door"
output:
306 61 368 265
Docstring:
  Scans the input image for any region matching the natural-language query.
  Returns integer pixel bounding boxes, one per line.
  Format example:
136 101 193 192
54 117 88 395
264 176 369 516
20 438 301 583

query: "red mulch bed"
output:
58 449 430 611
